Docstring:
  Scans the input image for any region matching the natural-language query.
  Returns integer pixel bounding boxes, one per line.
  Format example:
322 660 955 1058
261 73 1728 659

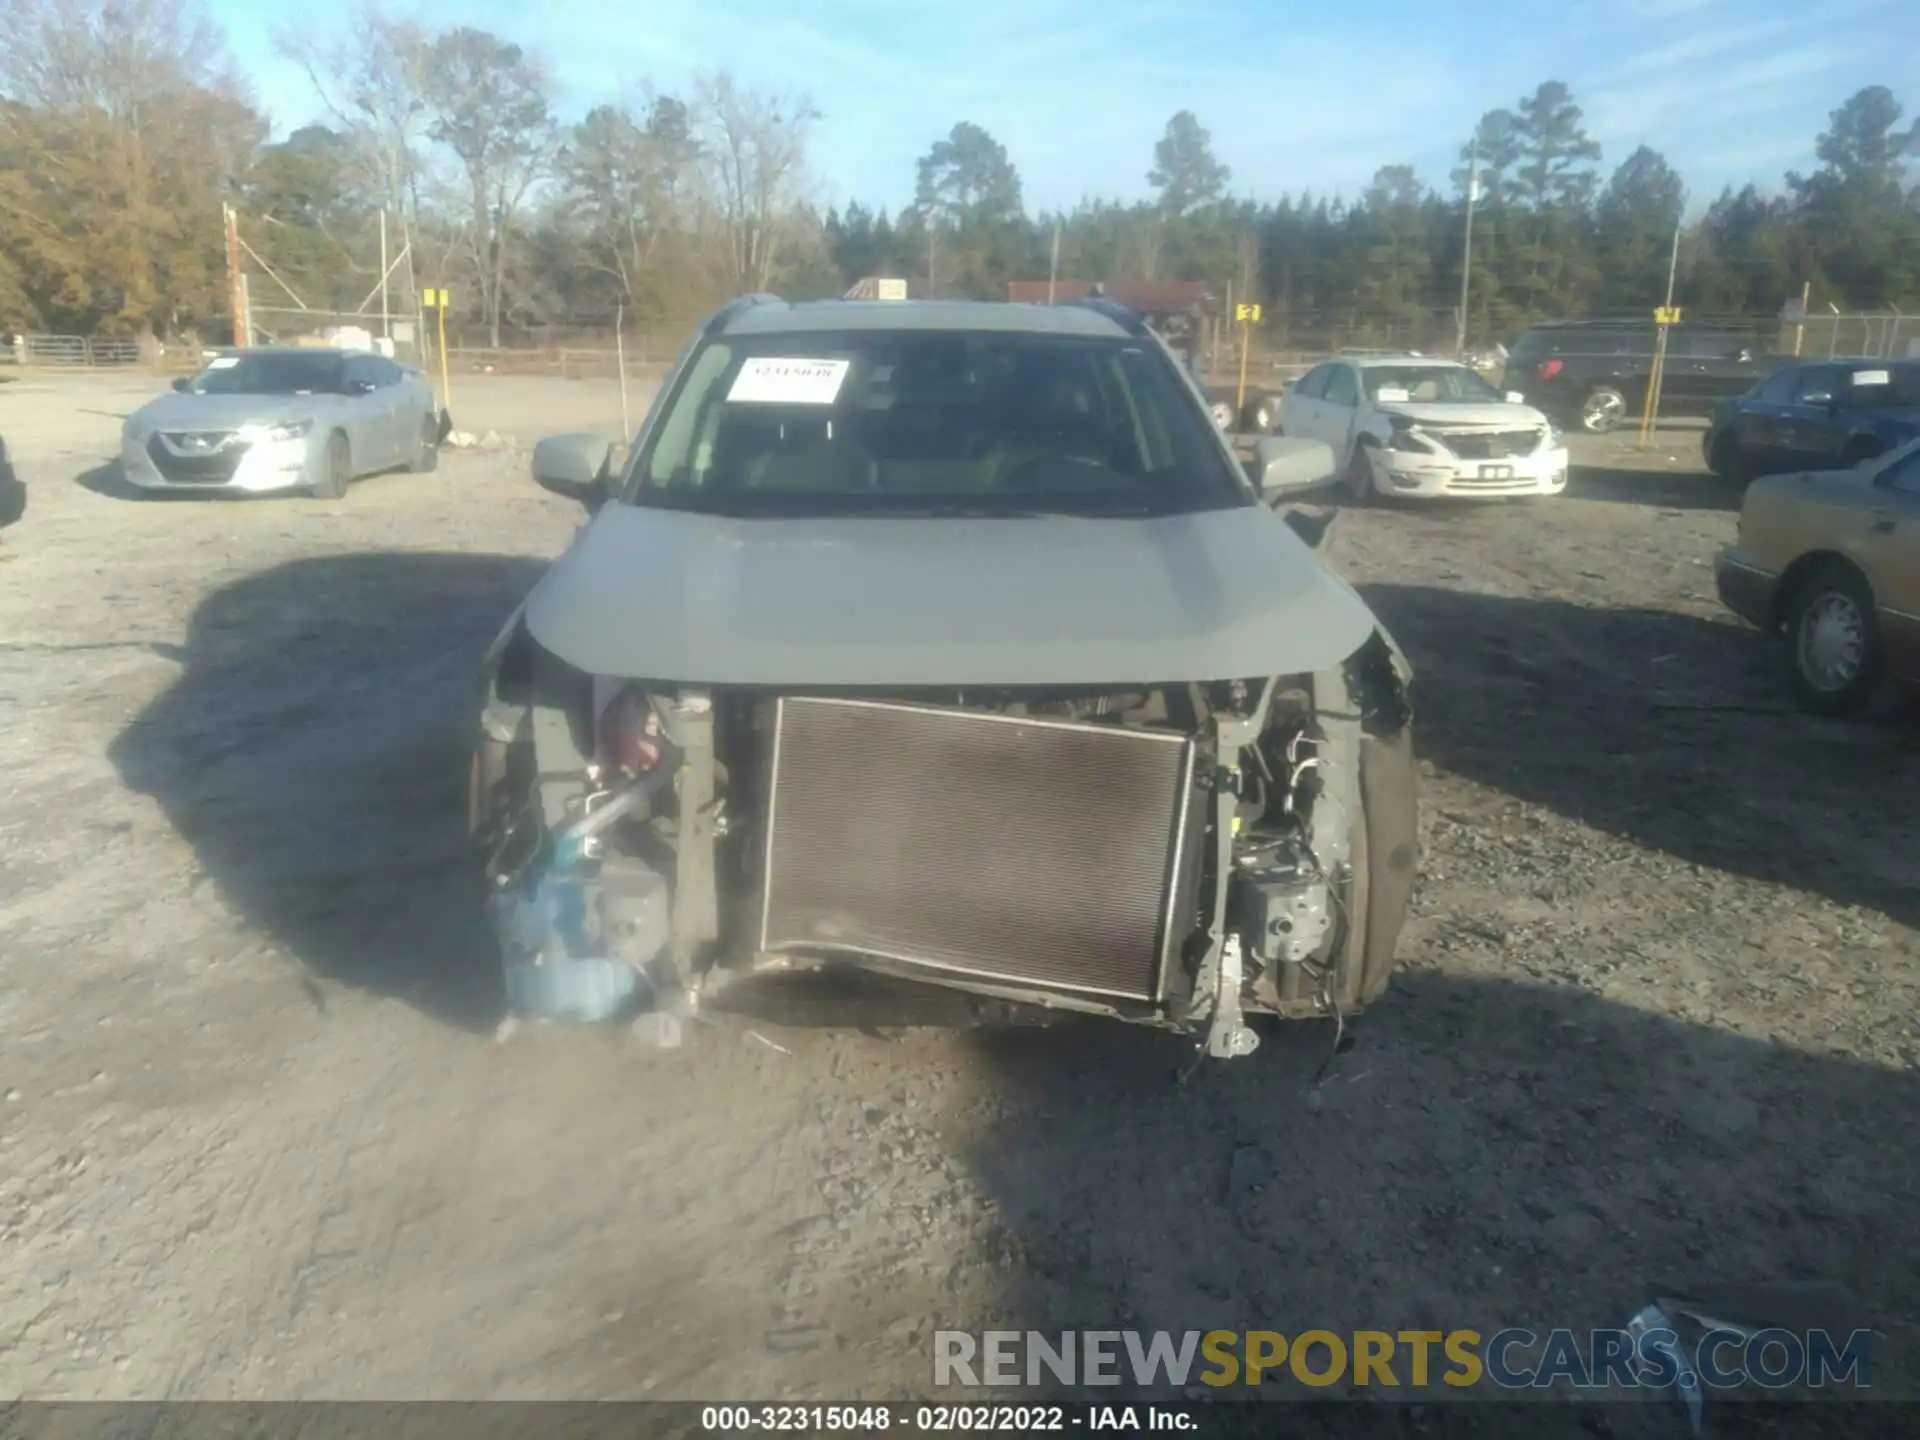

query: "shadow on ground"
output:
108 551 547 1030
1568 461 1745 512
75 459 151 501
952 972 1918 1421
1361 582 1920 930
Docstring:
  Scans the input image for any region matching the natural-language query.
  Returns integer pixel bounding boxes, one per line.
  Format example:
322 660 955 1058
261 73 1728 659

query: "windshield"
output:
623 329 1250 517
1363 366 1503 403
186 353 344 396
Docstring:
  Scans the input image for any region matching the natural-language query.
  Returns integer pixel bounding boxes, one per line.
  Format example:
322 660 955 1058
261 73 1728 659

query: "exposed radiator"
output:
758 697 1201 1001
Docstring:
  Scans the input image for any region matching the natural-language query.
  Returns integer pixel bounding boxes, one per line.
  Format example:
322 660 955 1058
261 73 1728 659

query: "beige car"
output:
1716 436 1920 714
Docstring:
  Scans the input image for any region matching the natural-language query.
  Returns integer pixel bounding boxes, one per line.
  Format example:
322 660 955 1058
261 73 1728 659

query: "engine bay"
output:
469 630 1412 1058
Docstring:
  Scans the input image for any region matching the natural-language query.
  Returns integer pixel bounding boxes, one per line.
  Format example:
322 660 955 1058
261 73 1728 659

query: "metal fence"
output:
1778 310 1917 360
6 334 143 366
245 306 427 365
442 344 671 380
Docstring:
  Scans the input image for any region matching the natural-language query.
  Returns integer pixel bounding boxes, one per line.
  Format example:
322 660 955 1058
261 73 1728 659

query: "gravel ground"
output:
0 372 1916 1426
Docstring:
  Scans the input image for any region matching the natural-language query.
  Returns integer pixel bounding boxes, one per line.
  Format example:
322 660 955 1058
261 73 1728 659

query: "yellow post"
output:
1638 306 1679 448
1233 301 1260 423
432 289 452 416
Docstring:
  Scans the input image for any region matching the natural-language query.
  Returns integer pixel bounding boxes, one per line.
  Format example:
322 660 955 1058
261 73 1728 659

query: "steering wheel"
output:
998 451 1115 491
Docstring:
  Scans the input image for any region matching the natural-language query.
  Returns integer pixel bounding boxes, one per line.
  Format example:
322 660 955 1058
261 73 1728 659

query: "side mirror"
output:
532 432 616 509
1504 390 1526 404
1250 435 1338 500
171 377 192 392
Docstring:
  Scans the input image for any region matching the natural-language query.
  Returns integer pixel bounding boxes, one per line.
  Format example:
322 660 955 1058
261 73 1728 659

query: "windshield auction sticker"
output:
728 357 851 405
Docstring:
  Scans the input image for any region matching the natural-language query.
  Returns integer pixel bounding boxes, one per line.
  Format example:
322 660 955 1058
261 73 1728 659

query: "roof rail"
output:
704 292 784 337
1060 295 1149 337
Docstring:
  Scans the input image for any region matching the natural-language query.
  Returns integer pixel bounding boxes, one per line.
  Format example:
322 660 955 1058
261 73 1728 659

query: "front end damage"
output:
468 626 1416 1059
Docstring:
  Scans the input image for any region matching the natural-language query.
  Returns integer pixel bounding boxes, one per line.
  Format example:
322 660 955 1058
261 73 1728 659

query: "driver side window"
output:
1791 367 1839 405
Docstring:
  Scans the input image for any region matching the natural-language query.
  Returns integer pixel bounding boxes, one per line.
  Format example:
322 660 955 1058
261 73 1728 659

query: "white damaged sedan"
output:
120 347 442 499
1280 355 1570 501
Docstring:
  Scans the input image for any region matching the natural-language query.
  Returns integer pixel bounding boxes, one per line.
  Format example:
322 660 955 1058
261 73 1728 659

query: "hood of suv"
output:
523 502 1382 686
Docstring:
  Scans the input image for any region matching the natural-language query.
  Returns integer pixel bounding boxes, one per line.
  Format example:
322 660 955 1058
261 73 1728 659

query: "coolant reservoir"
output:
488 858 669 1022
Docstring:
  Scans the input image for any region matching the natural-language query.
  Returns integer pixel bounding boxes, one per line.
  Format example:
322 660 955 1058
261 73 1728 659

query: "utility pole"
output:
379 210 391 342
222 203 248 348
1663 217 1681 310
1455 141 1479 358
615 301 630 436
1637 213 1685 448
1047 218 1062 305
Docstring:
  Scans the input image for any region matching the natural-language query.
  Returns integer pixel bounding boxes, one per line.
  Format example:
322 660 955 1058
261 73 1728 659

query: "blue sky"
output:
208 0 1919 215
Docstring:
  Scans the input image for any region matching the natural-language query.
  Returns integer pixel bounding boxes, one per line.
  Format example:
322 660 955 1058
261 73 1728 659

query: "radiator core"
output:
757 696 1201 1001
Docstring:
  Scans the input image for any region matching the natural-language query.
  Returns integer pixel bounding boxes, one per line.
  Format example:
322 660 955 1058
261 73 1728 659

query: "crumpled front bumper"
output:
119 433 320 493
1366 443 1570 499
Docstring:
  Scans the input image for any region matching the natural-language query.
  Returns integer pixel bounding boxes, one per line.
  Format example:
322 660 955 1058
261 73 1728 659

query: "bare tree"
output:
419 26 554 346
274 4 434 231
562 95 700 318
693 71 818 295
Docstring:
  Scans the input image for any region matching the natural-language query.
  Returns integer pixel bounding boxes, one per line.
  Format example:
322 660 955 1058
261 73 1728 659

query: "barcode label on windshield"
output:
727 357 850 405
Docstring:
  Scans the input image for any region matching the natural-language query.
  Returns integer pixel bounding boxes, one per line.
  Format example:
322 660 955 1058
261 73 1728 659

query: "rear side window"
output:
1752 369 1797 404
1322 366 1359 407
1842 363 1920 409
1292 366 1329 400
1507 330 1553 366
1673 330 1744 360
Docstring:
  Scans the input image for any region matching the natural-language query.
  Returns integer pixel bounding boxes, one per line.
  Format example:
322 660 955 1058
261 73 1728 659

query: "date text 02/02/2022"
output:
698 1404 1195 1432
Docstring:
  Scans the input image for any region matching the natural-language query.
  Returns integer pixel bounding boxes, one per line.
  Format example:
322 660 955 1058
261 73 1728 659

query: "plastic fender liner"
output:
1350 723 1417 1008
1343 627 1417 1008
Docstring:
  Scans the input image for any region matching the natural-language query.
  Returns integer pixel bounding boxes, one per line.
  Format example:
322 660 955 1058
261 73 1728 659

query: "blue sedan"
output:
1705 358 1920 484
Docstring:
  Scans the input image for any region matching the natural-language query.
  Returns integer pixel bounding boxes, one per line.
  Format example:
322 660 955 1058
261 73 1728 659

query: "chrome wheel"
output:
1580 389 1626 432
1795 590 1867 692
1209 401 1234 431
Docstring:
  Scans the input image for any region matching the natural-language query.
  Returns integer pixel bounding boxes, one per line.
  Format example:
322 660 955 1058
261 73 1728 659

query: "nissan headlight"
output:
1385 418 1427 454
1543 422 1564 450
238 419 314 444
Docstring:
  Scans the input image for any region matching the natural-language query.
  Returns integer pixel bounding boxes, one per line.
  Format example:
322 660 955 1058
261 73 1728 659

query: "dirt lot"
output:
1 370 1916 1421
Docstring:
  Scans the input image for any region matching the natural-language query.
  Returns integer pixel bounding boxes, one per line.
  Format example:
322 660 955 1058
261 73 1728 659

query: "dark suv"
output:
1504 320 1782 434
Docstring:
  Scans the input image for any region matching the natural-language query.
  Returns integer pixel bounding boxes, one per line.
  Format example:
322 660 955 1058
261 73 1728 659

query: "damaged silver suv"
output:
469 295 1417 1060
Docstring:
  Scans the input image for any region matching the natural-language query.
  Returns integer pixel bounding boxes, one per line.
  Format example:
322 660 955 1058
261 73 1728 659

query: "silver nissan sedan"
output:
120 348 442 498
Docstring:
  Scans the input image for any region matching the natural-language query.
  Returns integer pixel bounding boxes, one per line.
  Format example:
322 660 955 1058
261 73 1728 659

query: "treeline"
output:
2 0 1917 351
